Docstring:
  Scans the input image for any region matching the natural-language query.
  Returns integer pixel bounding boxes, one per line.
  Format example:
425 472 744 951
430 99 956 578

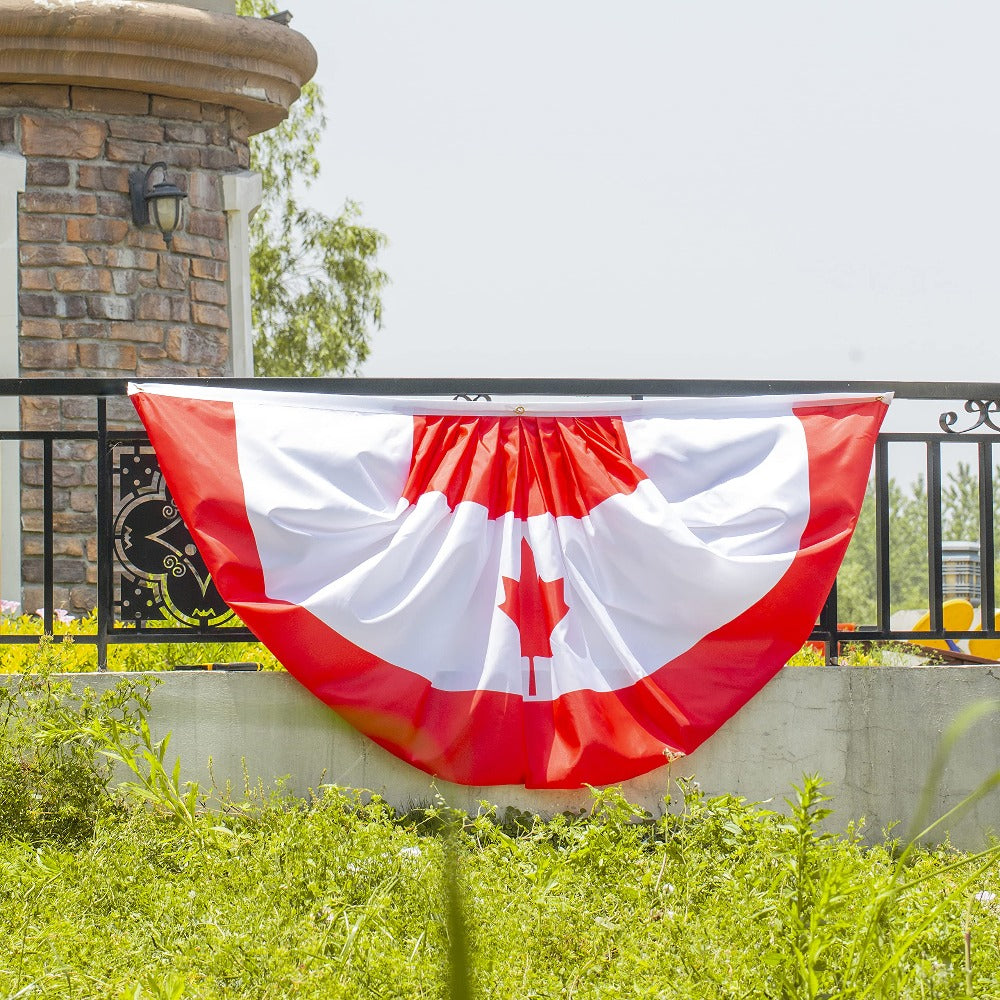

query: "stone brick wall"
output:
0 83 250 615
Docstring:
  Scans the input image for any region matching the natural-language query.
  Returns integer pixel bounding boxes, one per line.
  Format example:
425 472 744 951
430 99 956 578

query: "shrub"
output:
0 608 281 672
0 641 150 844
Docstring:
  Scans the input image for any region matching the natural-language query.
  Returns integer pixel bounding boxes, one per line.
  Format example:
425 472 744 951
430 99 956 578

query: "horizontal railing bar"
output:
0 432 154 442
6 628 995 642
4 430 990 445
12 428 999 443
882 432 1000 443
0 634 95 645
8 629 995 645
0 629 256 645
0 376 998 400
9 629 995 640
0 430 98 441
103 629 258 642
813 623 1000 636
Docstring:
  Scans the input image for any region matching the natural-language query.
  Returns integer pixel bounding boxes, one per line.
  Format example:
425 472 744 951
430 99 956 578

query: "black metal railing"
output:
1 377 998 668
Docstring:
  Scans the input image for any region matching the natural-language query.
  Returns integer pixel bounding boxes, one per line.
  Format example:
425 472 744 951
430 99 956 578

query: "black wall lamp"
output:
129 162 186 248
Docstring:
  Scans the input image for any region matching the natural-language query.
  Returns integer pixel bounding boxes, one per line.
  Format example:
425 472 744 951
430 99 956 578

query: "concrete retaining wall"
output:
63 665 1000 849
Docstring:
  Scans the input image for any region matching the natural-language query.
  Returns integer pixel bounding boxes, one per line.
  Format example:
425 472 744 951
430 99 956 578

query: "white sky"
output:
281 1 1000 385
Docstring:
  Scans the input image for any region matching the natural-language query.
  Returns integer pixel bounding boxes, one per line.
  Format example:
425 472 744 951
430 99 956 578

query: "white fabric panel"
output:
622 411 810 558
233 397 810 696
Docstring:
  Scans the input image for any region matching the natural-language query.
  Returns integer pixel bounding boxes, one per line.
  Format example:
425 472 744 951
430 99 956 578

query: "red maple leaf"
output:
499 537 569 696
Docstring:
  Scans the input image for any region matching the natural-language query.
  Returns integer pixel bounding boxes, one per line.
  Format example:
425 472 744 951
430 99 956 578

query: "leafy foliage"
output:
236 0 388 377
0 650 148 844
838 464 1000 625
941 462 988 543
838 478 928 624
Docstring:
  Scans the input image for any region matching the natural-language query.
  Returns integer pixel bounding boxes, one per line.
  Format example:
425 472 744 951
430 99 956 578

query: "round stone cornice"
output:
0 0 318 133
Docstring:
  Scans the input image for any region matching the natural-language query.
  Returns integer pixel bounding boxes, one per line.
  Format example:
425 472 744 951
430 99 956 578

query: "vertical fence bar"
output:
875 437 891 633
42 436 53 636
96 398 110 670
927 440 944 633
820 580 839 664
979 439 996 634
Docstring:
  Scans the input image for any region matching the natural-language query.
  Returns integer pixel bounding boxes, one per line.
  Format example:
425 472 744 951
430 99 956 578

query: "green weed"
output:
0 645 150 845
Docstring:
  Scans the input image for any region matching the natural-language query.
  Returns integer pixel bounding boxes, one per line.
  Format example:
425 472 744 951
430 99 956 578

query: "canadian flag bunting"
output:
129 385 889 789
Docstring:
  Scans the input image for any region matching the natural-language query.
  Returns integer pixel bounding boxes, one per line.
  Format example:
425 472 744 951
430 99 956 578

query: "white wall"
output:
0 152 24 604
61 665 1000 849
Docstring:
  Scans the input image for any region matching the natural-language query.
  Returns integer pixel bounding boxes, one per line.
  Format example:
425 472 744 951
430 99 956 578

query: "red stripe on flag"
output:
404 414 646 518
130 395 270 605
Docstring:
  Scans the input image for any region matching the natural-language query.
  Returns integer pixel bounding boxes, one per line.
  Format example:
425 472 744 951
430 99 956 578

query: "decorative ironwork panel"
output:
939 399 1000 434
112 443 235 628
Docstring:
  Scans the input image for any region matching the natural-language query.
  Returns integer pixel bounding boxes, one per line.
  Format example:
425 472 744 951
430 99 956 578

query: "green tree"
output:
838 477 929 624
838 463 1000 624
237 0 388 376
940 460 1000 543
940 461 1000 612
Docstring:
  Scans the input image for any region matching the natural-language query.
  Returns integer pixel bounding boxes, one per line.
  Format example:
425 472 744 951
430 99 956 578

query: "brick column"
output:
4 88 249 613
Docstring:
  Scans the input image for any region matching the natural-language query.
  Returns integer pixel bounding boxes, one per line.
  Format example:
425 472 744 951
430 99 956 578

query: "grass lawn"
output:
0 654 997 998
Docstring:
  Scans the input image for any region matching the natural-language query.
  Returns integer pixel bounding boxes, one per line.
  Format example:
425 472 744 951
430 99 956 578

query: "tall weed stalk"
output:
87 714 233 842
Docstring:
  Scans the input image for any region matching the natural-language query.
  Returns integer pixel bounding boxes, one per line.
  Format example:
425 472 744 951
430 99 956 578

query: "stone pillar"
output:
0 0 317 614
223 170 264 378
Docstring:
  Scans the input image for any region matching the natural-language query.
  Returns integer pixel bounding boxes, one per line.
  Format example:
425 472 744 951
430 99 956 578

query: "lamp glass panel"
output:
150 194 182 234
